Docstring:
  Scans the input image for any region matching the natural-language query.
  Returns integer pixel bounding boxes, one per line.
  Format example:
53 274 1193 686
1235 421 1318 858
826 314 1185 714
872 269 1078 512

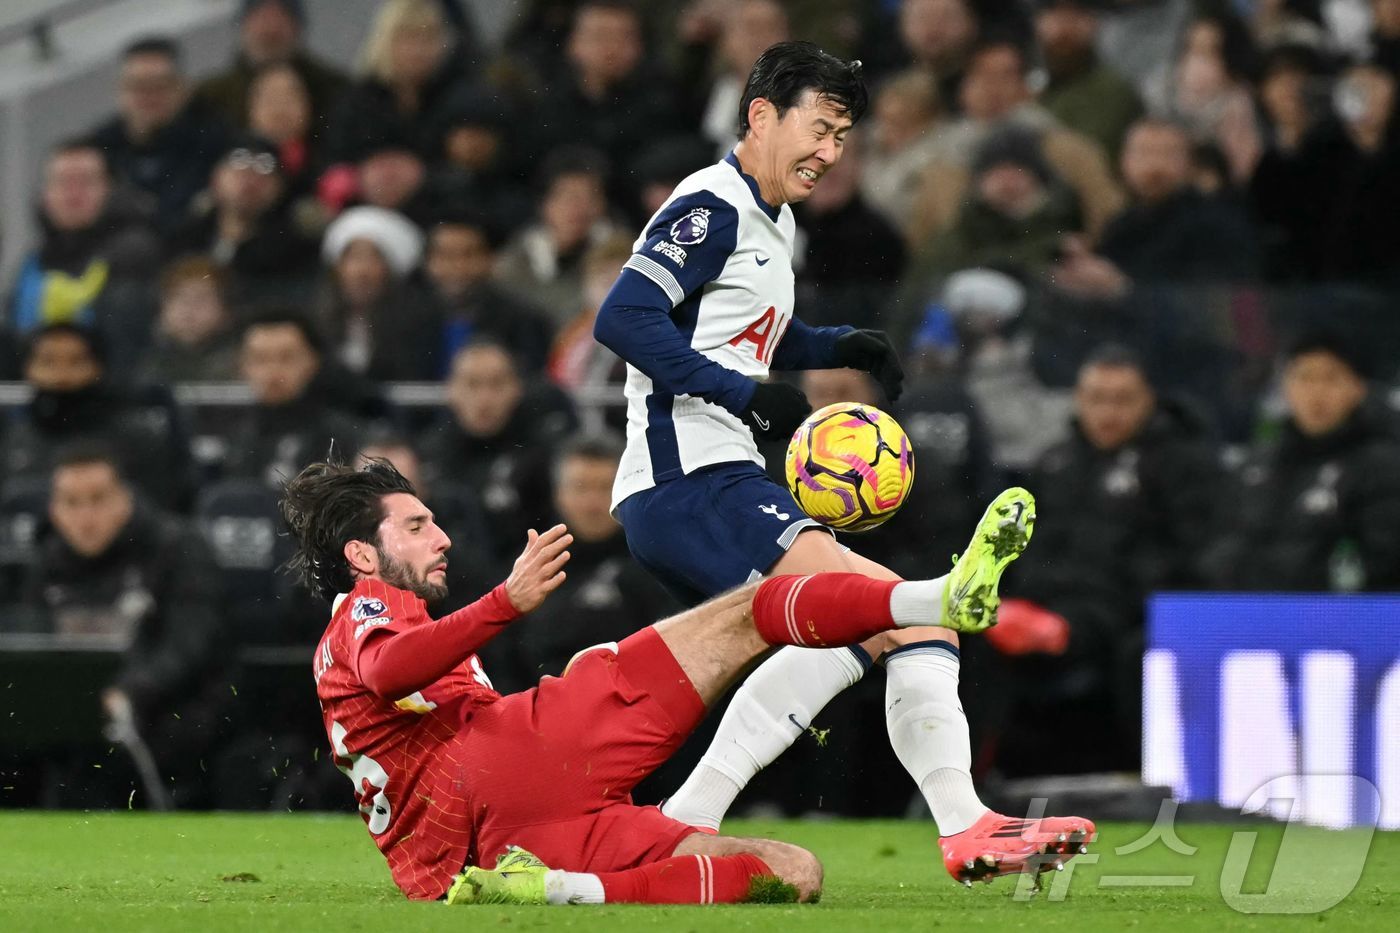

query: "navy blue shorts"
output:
615 462 830 607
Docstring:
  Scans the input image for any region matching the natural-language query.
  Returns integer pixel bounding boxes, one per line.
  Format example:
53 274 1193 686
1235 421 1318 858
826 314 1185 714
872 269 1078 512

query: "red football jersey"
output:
313 577 509 899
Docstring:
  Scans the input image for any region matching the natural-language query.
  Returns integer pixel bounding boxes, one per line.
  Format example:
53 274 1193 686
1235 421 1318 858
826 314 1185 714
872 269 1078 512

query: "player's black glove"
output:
832 329 905 402
742 380 811 441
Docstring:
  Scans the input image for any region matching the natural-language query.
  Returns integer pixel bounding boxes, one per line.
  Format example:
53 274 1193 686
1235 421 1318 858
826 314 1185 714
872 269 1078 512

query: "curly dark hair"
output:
279 458 416 602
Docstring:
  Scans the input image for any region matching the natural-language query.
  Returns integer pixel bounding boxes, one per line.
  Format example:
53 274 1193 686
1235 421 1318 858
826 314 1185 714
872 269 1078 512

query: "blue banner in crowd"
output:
1144 594 1400 829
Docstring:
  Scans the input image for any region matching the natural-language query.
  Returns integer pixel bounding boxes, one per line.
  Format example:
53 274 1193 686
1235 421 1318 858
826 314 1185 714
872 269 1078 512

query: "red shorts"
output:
460 626 707 872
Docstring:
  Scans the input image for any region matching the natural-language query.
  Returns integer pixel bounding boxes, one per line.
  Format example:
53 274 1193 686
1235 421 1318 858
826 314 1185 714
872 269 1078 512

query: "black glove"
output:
742 380 811 441
832 329 905 402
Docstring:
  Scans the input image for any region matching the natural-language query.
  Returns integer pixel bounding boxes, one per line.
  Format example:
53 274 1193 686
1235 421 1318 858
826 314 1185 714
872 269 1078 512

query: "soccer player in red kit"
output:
284 459 1088 905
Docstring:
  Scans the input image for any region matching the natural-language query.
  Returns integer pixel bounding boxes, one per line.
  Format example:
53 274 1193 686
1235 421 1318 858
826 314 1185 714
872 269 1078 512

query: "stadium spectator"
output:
246 63 327 206
547 234 631 396
888 0 981 110
419 341 577 560
345 138 434 224
906 127 1083 291
626 135 712 225
324 0 474 164
906 38 1123 243
23 442 229 807
429 87 531 230
496 148 620 324
1034 0 1144 160
691 0 791 157
425 216 554 376
528 1 683 189
793 133 907 330
1250 61 1400 283
196 0 347 139
1203 333 1400 591
315 205 439 380
1 324 192 511
135 257 240 385
918 267 1069 476
485 431 680 692
859 69 945 239
1374 0 1400 77
1145 9 1263 184
1053 119 1260 298
90 37 230 234
5 140 161 355
1255 44 1330 157
968 345 1220 774
218 311 363 487
170 137 321 306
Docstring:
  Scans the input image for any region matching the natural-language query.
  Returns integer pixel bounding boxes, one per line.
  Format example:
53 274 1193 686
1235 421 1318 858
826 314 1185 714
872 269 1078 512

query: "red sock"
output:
752 573 899 648
597 853 773 904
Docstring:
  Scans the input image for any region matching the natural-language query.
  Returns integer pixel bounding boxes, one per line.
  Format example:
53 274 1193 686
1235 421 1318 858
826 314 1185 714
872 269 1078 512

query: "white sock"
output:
884 644 988 836
662 645 867 830
544 869 605 905
889 577 947 628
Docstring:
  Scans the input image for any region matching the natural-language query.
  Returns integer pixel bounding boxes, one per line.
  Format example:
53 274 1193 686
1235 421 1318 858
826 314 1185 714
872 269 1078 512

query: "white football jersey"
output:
611 153 798 507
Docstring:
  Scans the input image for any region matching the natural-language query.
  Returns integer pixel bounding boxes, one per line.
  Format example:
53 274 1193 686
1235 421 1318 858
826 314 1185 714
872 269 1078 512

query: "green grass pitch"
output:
1 813 1396 931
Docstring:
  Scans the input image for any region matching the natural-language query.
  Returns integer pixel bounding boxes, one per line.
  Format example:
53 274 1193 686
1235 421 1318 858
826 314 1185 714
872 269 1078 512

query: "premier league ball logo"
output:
670 208 711 245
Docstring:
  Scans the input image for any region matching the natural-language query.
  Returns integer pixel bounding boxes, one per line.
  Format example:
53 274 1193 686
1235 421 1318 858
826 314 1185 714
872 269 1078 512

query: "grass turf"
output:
1 813 1396 932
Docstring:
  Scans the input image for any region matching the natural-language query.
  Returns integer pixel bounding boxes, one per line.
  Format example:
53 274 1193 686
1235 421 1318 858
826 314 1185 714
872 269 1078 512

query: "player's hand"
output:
743 380 811 440
833 329 905 402
505 524 573 614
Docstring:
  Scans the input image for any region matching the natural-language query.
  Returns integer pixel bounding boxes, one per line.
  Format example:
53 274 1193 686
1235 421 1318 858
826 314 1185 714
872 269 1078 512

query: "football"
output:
784 402 915 532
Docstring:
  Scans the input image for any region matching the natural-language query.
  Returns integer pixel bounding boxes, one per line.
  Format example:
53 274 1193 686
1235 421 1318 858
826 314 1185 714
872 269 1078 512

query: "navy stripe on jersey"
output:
594 269 754 413
723 152 781 222
623 191 739 307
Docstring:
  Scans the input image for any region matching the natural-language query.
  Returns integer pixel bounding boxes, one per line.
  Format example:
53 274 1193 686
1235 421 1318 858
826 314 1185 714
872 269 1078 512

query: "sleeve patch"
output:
351 596 393 639
670 207 711 245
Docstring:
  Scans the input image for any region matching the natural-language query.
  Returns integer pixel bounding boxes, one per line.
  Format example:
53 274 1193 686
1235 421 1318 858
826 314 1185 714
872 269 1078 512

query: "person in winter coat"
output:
1204 332 1400 592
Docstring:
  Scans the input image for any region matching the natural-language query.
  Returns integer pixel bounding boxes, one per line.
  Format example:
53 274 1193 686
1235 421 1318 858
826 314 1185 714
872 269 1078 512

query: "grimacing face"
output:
750 89 853 206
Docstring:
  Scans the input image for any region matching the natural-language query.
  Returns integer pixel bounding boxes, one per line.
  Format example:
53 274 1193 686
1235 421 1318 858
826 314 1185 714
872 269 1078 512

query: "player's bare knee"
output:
866 625 958 661
779 846 823 902
759 841 822 902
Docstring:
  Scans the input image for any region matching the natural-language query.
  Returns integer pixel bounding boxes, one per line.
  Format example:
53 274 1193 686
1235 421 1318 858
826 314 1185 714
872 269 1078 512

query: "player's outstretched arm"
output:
353 527 573 698
771 322 905 401
504 524 573 613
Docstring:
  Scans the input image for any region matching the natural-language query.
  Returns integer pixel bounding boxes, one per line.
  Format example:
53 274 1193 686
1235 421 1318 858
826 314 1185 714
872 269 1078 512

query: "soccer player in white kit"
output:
594 41 1093 885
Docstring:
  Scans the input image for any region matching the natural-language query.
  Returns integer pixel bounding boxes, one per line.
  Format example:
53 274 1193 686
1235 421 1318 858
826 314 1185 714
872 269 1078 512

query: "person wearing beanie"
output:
314 206 441 380
1202 331 1400 591
904 125 1084 292
196 0 347 140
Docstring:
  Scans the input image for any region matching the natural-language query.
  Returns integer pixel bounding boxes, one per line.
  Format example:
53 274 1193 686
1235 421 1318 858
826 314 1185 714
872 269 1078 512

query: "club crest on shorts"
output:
670 207 711 245
351 596 389 623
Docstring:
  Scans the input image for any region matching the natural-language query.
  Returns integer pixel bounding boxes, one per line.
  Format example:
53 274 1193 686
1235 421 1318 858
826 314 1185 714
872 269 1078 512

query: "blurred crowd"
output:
3 0 1400 815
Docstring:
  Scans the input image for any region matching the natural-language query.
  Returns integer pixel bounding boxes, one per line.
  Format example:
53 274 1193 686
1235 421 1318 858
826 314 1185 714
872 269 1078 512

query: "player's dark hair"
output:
122 35 182 68
552 430 625 488
737 41 868 139
280 458 417 602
